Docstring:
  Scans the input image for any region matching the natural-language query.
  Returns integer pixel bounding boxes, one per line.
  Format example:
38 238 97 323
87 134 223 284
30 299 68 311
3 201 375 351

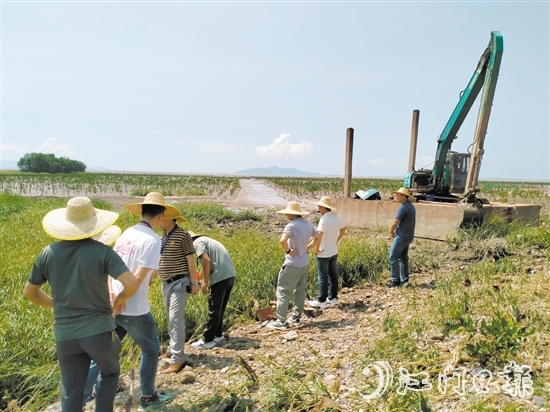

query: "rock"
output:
220 366 230 373
365 307 376 314
304 308 323 318
353 299 365 308
179 371 197 384
533 396 544 407
430 334 445 341
283 331 298 341
324 374 337 382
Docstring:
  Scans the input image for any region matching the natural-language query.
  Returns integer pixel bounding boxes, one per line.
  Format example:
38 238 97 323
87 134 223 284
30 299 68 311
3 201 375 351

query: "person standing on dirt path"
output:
110 192 180 410
157 214 200 373
267 202 321 330
188 231 236 350
388 187 416 287
308 196 347 309
23 197 139 412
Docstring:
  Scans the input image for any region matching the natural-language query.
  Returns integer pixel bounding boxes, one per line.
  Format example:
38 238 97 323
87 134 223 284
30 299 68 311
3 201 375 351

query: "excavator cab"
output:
445 152 470 194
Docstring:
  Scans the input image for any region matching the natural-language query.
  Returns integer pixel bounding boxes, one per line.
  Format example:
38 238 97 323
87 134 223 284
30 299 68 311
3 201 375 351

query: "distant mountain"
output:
87 166 110 171
235 166 320 177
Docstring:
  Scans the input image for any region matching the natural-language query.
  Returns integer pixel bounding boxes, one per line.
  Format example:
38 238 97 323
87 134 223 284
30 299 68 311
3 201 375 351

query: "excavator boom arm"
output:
463 32 503 196
431 31 504 191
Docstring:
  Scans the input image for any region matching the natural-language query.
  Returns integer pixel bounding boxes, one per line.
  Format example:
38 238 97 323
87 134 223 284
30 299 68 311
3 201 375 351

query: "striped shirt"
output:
158 226 195 281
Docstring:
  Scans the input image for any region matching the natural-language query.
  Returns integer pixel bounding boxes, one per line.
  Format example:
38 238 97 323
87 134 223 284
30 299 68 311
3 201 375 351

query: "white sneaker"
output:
308 300 328 309
191 339 217 350
327 298 338 306
266 320 288 330
287 318 301 328
213 336 226 343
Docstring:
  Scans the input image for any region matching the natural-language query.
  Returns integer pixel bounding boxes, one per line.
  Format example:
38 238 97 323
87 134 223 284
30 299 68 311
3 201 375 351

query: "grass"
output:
1 173 549 411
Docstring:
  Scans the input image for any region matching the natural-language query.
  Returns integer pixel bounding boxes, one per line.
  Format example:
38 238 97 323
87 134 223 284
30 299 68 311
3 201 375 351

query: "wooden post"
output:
344 128 354 198
408 110 420 172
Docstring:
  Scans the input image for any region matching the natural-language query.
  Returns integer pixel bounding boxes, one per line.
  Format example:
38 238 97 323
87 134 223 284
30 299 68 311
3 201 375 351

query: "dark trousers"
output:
316 254 339 302
58 330 121 412
204 277 234 342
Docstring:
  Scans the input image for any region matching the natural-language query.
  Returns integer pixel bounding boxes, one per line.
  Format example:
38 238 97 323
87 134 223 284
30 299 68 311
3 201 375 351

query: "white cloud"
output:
255 134 314 159
1 142 30 156
368 157 383 166
35 138 74 156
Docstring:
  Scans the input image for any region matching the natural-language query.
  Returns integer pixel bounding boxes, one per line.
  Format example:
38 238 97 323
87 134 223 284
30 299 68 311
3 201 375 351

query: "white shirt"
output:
111 225 161 316
317 212 346 258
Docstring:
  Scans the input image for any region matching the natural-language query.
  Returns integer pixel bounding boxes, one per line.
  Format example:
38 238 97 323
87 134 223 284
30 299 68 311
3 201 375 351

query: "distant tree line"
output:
17 153 87 173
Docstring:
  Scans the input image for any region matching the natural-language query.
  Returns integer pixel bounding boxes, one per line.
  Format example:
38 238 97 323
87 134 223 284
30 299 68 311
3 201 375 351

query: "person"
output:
188 231 236 350
83 225 123 405
307 196 346 309
157 214 200 373
267 201 321 330
110 192 180 410
388 187 416 287
23 197 139 412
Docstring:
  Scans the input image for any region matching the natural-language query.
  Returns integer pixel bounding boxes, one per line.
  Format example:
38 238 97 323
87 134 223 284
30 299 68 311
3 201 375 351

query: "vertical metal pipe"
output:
408 109 420 172
344 128 354 198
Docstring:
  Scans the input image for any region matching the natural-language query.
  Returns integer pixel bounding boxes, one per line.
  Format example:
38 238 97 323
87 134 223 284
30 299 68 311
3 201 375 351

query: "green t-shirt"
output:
28 239 130 342
193 237 236 286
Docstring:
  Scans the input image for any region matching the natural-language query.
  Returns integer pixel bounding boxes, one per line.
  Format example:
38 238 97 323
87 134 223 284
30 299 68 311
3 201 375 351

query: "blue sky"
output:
1 1 548 180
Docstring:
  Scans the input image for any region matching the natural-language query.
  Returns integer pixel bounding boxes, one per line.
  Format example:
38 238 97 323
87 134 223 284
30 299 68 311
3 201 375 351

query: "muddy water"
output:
232 179 316 212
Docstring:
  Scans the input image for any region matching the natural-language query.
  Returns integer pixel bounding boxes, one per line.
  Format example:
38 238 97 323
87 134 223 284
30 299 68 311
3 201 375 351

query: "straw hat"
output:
392 187 415 199
42 197 119 241
124 192 180 219
170 214 187 223
276 201 309 216
92 225 122 246
313 196 337 211
188 231 205 240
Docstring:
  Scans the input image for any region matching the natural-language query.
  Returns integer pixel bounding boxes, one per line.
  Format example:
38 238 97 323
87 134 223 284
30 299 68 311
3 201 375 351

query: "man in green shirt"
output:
189 232 236 350
23 197 139 412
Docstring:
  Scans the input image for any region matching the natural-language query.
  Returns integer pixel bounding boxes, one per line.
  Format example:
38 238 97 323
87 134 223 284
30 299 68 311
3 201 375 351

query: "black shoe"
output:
400 279 410 287
386 281 401 287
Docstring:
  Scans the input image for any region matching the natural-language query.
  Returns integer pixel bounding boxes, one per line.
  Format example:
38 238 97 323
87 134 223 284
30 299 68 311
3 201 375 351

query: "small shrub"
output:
464 311 534 367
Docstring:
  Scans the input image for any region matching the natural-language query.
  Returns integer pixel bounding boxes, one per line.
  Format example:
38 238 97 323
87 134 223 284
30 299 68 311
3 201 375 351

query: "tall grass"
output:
0 172 240 198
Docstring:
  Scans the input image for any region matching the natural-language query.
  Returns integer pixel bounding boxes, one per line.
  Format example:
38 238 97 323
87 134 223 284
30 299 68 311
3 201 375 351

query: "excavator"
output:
404 31 503 204
334 31 541 240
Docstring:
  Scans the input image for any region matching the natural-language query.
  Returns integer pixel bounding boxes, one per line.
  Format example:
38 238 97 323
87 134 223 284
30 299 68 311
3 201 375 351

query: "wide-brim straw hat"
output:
313 196 337 211
276 201 309 216
92 225 122 246
42 197 119 241
170 214 187 223
392 187 415 199
188 230 205 240
124 192 180 219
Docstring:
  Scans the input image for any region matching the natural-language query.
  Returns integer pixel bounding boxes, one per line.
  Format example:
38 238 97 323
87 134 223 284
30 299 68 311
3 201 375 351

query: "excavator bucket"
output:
333 198 540 241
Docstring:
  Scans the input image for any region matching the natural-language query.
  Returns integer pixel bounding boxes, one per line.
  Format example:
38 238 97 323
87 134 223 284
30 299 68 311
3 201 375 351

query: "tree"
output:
17 153 86 173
